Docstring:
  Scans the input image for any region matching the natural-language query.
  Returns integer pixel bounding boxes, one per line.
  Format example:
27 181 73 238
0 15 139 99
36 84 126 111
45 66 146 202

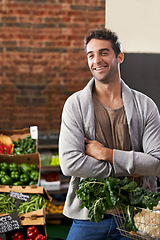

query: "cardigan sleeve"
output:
113 97 160 177
59 95 113 179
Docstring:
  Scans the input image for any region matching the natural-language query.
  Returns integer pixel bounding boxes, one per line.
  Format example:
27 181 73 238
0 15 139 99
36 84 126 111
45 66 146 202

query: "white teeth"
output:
95 67 105 70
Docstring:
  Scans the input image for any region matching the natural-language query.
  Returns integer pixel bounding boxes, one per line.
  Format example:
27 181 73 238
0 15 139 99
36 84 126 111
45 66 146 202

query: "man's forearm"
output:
85 138 113 164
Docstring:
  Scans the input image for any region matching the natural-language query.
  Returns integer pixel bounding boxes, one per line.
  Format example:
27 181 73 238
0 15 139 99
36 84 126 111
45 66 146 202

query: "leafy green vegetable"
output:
76 177 160 233
124 205 137 232
0 193 48 214
12 135 36 155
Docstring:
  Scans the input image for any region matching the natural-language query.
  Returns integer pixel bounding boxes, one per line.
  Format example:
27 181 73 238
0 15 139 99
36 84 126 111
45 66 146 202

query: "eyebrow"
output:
87 48 111 56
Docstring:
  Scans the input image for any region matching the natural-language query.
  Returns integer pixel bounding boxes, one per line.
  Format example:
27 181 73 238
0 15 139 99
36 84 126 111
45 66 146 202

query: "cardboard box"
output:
0 185 52 200
19 209 46 225
0 186 52 239
0 152 41 185
0 126 38 153
0 209 46 225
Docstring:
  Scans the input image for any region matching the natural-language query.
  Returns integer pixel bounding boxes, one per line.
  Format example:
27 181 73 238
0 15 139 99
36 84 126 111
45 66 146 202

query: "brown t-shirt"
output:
92 91 131 151
92 90 140 186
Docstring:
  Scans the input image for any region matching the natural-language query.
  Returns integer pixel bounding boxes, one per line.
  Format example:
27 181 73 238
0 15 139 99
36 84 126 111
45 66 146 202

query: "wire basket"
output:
111 205 160 240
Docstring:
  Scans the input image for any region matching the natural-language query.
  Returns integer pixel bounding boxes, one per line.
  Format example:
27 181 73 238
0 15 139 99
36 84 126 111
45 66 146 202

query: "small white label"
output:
30 126 38 139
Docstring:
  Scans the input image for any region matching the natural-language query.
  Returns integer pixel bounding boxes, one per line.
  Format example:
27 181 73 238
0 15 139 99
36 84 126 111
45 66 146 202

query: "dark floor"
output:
46 219 72 240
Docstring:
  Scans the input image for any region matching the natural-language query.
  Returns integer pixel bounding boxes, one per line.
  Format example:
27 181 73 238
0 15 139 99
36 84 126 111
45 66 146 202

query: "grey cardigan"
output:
59 78 160 220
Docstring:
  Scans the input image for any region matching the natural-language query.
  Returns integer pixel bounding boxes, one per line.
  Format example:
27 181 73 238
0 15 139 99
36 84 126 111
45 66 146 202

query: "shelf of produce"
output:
38 144 58 150
46 200 65 222
46 213 66 220
40 157 70 221
41 166 61 172
47 188 68 195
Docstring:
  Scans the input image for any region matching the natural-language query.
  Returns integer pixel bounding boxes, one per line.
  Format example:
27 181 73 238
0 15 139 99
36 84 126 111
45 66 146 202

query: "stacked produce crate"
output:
0 127 52 240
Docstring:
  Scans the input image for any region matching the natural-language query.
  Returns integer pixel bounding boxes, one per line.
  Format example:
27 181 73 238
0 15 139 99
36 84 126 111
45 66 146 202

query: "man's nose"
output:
94 54 102 64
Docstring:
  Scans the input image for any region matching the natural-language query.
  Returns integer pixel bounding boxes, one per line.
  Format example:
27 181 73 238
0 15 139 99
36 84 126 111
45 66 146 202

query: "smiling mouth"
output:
94 66 107 71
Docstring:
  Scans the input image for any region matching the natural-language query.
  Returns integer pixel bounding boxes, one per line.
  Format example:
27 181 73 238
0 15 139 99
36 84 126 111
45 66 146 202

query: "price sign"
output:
9 191 30 202
0 214 20 233
10 191 30 210
30 126 38 139
0 191 31 239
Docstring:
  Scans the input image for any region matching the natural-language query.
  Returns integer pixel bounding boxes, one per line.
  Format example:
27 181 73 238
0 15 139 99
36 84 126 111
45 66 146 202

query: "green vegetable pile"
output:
0 162 39 186
76 177 160 233
13 135 36 155
0 193 48 214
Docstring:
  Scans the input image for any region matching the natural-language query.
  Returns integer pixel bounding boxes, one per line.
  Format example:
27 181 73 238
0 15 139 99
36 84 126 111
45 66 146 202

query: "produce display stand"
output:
111 206 160 240
0 185 52 240
0 127 68 239
0 127 53 240
0 152 41 186
0 126 38 151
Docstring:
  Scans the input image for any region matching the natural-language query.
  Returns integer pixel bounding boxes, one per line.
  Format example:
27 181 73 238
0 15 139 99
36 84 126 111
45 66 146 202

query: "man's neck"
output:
94 78 123 109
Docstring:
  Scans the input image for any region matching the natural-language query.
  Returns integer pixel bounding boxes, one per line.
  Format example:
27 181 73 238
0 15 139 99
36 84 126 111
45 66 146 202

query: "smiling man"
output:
59 28 160 240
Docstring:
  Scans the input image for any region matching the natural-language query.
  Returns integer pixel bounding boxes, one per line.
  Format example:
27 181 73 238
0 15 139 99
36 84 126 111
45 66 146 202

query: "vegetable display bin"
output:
0 185 52 219
19 209 46 225
111 205 160 240
0 186 52 239
0 126 38 154
0 152 41 186
5 224 47 239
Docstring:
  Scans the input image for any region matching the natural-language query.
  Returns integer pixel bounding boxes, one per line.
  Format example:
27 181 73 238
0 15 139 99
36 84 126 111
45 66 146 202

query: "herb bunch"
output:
76 177 160 232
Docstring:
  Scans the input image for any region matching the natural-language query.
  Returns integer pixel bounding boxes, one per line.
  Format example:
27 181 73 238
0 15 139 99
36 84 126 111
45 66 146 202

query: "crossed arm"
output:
84 137 113 164
84 137 141 178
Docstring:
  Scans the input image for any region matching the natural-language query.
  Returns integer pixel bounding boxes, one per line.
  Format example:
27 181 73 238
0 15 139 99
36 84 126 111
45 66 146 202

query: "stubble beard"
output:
92 70 112 85
92 65 119 85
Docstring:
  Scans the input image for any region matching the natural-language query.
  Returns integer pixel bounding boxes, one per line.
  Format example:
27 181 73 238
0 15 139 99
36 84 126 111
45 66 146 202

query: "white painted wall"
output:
105 0 160 53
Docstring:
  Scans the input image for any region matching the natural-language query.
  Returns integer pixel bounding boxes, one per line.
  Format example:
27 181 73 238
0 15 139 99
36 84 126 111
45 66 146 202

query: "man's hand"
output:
132 174 141 178
84 137 113 164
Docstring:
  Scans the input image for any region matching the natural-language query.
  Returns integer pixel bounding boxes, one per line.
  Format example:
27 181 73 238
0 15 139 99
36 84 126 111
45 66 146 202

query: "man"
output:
59 28 160 240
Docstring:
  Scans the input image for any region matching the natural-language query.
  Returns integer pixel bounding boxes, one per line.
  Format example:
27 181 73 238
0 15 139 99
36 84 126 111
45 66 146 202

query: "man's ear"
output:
117 52 124 64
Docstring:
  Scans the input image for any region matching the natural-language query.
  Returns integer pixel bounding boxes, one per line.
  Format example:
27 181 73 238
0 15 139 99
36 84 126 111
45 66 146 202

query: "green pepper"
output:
30 164 38 171
1 175 13 185
0 162 9 173
29 180 37 186
0 171 7 184
0 170 7 178
13 181 23 186
20 163 31 174
10 171 20 181
20 173 29 184
9 162 19 172
30 171 39 181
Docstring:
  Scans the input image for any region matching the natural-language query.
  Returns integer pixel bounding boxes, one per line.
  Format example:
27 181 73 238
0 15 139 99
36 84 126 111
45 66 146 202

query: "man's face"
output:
86 39 123 83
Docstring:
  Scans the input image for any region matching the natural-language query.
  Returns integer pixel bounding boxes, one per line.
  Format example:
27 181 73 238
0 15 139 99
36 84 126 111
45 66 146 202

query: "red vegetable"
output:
0 143 13 154
34 234 46 240
11 231 24 240
0 134 14 154
27 226 39 239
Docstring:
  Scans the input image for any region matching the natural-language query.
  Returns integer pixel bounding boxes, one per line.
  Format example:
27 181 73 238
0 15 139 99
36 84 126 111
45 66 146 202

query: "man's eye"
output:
101 52 108 55
88 54 94 59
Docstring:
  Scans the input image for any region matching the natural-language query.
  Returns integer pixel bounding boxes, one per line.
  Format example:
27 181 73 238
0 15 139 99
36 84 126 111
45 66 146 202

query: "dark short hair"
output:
84 28 122 57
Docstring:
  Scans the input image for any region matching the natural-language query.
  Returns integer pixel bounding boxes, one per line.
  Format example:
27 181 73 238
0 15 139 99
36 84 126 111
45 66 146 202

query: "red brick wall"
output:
0 0 105 135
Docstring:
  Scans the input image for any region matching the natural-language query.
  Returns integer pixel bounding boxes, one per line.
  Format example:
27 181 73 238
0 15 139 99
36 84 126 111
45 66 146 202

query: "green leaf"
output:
88 197 107 223
124 205 137 232
76 176 160 233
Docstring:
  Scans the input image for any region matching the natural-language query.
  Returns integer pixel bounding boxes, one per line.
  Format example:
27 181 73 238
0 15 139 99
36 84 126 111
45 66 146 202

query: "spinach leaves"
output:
76 177 160 232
